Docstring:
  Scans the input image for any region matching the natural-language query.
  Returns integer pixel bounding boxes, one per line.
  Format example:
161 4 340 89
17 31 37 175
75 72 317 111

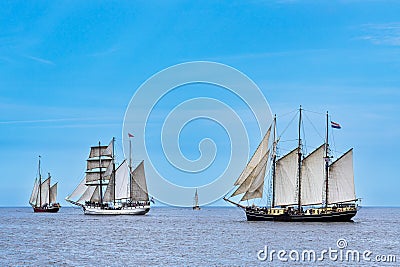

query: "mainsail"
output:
300 145 325 206
103 160 130 201
130 161 149 202
328 149 356 204
49 183 58 204
274 148 298 206
40 177 50 206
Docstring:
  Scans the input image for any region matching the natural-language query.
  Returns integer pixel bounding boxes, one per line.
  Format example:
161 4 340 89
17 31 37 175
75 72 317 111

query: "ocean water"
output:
0 207 399 266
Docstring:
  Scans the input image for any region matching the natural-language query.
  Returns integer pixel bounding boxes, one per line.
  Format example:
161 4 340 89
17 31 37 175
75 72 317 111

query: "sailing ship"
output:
193 189 201 210
29 156 61 213
66 137 151 215
224 106 359 222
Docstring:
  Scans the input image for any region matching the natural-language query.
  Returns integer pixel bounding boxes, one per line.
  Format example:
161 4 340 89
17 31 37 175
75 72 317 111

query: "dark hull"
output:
33 206 60 213
246 208 356 222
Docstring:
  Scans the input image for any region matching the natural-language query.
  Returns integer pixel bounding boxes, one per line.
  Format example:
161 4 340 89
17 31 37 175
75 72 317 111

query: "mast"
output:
112 137 116 205
271 115 277 208
194 189 199 207
297 106 302 212
48 172 51 204
99 141 103 206
129 135 132 200
325 111 329 207
38 156 42 207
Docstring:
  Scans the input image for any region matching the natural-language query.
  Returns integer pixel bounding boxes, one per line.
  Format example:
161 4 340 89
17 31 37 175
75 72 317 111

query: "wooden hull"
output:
245 207 357 222
33 205 60 213
83 205 150 215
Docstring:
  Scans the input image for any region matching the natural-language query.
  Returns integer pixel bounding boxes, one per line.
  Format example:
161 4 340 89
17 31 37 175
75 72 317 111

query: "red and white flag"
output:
128 133 134 138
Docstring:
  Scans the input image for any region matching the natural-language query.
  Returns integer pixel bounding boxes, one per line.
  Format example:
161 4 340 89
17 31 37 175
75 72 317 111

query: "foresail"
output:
231 150 269 198
234 125 271 186
301 145 325 206
49 183 57 203
90 186 101 203
130 161 149 201
40 178 50 205
274 148 298 206
240 159 268 201
29 178 39 206
328 149 356 204
66 178 87 203
77 185 96 204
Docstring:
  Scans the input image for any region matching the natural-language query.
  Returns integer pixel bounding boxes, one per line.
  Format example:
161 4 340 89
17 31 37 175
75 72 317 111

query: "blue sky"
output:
1 1 399 206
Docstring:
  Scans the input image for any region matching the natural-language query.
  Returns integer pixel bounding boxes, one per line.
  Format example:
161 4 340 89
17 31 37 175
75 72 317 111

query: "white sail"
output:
87 159 112 170
328 149 356 204
130 161 149 201
29 178 39 206
103 160 113 178
90 186 101 203
115 160 130 200
234 126 271 186
40 178 50 206
103 161 129 202
49 183 57 203
232 150 269 199
274 148 298 206
66 178 87 202
240 159 268 201
194 189 199 206
77 185 97 204
89 144 112 158
103 174 115 202
300 145 325 206
103 140 113 157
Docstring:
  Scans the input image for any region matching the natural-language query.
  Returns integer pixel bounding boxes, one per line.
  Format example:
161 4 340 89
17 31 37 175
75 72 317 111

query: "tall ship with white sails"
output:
224 106 359 222
29 156 61 213
66 137 150 215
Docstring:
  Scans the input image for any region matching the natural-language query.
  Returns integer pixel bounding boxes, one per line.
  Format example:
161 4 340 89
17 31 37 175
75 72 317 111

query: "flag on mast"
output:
128 133 134 138
331 121 341 129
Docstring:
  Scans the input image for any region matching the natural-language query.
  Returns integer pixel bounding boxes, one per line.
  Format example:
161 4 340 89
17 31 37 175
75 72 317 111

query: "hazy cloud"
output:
358 23 400 46
23 55 55 65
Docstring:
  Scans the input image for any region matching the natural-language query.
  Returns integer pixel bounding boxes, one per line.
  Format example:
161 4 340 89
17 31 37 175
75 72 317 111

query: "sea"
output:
0 207 399 266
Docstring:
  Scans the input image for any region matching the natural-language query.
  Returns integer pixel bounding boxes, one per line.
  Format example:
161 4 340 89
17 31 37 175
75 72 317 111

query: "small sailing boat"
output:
193 189 201 210
66 137 151 215
29 156 61 213
224 106 359 222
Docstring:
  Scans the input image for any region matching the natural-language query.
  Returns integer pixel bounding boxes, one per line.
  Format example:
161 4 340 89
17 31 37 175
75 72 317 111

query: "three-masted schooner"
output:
29 156 61 213
193 189 200 210
66 137 150 215
224 107 359 222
